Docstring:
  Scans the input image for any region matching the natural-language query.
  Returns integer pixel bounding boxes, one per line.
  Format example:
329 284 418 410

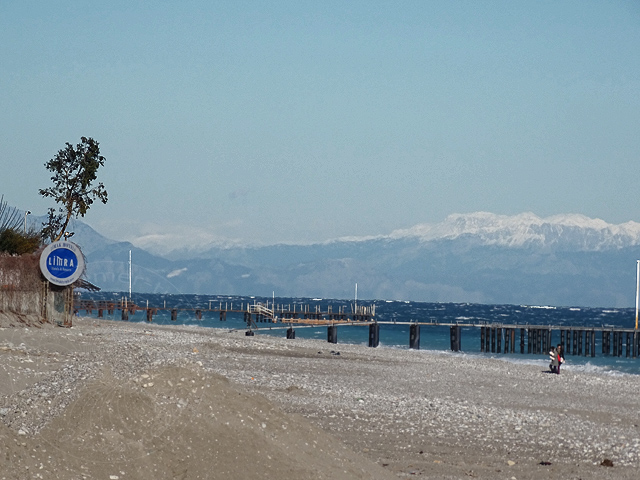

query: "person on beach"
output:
555 344 565 374
549 346 558 373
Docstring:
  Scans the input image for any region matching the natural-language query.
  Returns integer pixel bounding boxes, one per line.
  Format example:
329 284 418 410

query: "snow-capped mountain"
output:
134 212 640 256
71 212 640 308
387 212 640 251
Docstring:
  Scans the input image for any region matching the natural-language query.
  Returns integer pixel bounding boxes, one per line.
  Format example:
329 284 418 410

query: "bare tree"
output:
0 196 40 254
0 195 22 232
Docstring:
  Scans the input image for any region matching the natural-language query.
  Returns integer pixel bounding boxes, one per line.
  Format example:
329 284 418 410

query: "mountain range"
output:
65 212 640 308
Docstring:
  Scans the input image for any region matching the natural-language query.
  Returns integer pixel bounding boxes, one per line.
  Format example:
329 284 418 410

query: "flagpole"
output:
129 250 132 300
635 260 639 330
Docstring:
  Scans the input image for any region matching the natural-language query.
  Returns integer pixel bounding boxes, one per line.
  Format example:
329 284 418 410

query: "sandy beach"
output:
1 314 639 480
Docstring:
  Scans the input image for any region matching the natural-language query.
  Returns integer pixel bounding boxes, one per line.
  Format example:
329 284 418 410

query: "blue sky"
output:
2 1 639 247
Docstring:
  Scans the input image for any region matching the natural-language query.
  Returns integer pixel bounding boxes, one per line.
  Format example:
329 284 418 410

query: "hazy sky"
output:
2 1 639 247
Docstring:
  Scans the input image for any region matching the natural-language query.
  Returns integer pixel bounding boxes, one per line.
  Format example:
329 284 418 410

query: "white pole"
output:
635 260 639 330
129 250 132 300
355 283 358 314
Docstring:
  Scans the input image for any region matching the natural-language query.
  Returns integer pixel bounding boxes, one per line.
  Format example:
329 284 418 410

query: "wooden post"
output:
171 309 178 321
409 324 420 350
219 311 227 321
327 325 338 344
496 327 502 354
121 309 128 321
368 323 380 348
617 331 623 357
584 329 591 357
537 329 543 354
146 308 153 322
485 327 491 352
577 330 583 356
450 325 461 352
590 330 596 357
98 308 103 318
491 328 496 353
480 327 485 352
527 328 532 354
626 332 632 358
520 328 525 354
503 328 509 353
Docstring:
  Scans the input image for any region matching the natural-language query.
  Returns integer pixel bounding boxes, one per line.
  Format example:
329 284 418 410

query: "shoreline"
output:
1 316 639 479
77 313 640 377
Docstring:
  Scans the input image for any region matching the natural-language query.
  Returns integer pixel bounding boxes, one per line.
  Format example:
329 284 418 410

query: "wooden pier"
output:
73 299 376 326
74 299 639 359
373 322 640 359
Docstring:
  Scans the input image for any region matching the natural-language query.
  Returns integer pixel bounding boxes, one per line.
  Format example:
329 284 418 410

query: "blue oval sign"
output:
40 241 85 286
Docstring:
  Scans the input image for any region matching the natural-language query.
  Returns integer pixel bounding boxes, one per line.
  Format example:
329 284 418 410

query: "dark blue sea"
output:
76 292 640 376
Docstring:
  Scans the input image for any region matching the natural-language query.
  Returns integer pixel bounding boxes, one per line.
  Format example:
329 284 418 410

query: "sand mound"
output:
2 362 394 479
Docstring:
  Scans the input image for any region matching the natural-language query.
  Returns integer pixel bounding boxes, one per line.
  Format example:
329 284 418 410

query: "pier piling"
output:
450 325 461 352
485 327 491 353
409 324 420 350
328 325 338 344
369 323 380 348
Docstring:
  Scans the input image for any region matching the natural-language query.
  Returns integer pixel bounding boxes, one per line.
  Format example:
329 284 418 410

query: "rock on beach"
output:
1 315 639 480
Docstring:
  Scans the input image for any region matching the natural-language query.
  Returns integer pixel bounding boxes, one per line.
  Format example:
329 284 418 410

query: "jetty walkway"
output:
74 299 640 360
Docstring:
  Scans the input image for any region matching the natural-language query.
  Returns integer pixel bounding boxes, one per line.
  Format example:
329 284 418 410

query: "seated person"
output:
549 346 558 373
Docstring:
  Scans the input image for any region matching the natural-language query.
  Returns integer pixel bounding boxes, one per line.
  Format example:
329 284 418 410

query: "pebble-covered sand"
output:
2 316 640 479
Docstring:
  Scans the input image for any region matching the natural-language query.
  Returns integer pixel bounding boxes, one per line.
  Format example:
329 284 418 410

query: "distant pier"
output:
73 298 376 326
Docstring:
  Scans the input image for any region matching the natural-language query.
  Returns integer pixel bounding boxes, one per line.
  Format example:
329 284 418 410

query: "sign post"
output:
40 241 85 286
40 241 85 327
